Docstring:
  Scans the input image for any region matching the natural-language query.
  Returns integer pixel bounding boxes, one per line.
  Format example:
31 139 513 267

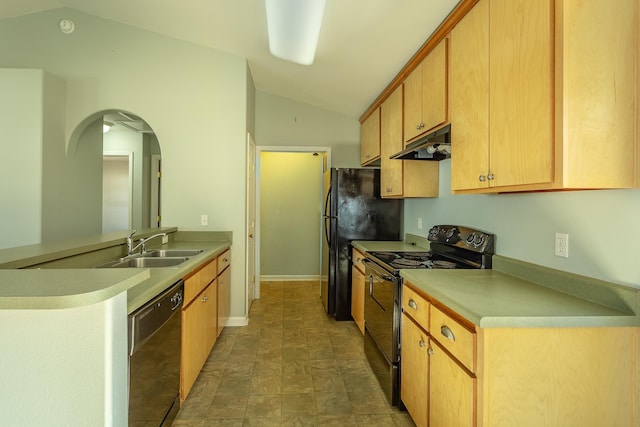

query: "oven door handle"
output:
362 258 395 281
368 275 386 311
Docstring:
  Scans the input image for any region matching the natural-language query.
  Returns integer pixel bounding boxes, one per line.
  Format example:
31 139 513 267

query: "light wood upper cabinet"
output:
360 108 381 166
404 38 448 144
380 85 439 198
450 0 637 193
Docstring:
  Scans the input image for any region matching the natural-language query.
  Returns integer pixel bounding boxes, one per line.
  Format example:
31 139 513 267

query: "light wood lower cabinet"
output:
181 276 217 401
351 248 365 334
401 281 638 427
180 249 232 402
401 313 429 427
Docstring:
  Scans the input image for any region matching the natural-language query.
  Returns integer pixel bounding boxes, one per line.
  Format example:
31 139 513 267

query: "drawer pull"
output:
201 296 208 303
441 325 455 341
427 347 434 356
419 339 426 348
408 299 418 310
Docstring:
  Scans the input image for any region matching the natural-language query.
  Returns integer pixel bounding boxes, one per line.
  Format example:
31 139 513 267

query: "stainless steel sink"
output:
144 249 204 257
97 257 189 268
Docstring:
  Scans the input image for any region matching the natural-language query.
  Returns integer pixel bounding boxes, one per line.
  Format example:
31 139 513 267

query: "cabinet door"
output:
450 0 490 191
429 339 475 427
360 109 381 165
217 266 230 337
181 280 217 401
420 38 448 133
404 63 424 142
351 265 365 334
401 313 429 427
380 85 404 197
489 0 553 188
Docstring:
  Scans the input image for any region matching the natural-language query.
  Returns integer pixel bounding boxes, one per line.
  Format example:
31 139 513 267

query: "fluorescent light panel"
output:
265 0 326 65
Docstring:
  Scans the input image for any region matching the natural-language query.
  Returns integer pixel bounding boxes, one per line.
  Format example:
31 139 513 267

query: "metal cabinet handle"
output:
487 173 495 181
201 295 209 303
419 339 426 348
440 325 455 341
479 175 486 182
427 347 434 355
408 299 418 310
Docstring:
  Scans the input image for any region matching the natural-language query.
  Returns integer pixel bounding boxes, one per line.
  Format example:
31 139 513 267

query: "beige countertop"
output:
402 268 638 328
352 239 639 328
0 230 231 313
351 239 428 253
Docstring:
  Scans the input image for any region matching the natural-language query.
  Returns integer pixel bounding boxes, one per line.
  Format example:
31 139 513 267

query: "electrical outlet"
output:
162 234 169 244
200 214 208 226
417 217 423 230
555 233 569 258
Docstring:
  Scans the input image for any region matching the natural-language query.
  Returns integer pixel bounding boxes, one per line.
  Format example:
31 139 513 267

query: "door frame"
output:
253 146 331 300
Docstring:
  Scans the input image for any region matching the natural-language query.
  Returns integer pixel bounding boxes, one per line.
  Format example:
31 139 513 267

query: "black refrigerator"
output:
321 168 402 320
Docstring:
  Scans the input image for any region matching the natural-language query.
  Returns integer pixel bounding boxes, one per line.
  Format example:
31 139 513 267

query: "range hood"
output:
390 124 451 160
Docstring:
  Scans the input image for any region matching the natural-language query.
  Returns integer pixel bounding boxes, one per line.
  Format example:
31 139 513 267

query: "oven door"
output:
363 258 402 406
363 259 400 364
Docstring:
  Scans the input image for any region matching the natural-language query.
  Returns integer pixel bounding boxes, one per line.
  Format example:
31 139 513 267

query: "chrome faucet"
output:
126 230 137 255
126 231 168 256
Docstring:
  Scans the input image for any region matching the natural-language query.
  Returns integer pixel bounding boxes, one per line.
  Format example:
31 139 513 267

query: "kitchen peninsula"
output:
0 228 231 426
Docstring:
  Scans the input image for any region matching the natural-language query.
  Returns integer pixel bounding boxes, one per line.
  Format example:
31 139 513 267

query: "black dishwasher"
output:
128 280 184 427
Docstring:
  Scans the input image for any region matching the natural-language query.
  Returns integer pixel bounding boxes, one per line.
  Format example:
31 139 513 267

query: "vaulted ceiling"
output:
0 0 460 118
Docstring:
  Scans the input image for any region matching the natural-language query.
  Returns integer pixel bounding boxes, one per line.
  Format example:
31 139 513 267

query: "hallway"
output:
173 280 415 426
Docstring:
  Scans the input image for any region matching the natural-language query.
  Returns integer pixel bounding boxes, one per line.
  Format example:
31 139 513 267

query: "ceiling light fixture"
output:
265 0 326 65
103 121 113 133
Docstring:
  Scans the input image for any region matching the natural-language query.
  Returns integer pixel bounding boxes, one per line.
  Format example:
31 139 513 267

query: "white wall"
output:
0 69 43 249
0 8 250 318
259 152 324 277
255 91 361 168
404 160 640 288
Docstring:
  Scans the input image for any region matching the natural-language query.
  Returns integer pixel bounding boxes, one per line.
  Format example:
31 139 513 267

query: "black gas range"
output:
362 225 495 408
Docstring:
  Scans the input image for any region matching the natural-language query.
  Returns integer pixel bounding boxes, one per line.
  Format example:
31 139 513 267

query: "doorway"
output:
253 146 331 300
102 153 133 233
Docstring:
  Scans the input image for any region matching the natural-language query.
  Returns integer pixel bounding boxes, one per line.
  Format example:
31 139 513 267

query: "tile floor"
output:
173 280 416 426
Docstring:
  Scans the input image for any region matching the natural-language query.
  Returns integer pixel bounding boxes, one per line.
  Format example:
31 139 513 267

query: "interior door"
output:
246 132 257 308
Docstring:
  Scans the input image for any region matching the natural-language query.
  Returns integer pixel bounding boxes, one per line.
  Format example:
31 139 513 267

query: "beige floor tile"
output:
245 394 282 418
175 280 415 426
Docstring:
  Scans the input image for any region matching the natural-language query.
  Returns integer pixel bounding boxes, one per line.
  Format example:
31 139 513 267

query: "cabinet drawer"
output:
352 248 366 273
402 284 429 331
184 259 217 303
430 305 476 372
217 249 231 273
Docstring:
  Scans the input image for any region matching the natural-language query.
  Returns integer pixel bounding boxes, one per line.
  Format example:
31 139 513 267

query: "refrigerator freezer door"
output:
322 168 402 320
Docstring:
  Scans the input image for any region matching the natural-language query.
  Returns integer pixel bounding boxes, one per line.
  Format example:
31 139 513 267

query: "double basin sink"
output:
97 249 204 268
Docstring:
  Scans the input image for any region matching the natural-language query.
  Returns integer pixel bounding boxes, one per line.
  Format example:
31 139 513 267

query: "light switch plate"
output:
200 214 208 226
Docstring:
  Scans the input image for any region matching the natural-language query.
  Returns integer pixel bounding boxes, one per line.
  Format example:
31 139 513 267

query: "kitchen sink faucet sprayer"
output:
126 230 168 256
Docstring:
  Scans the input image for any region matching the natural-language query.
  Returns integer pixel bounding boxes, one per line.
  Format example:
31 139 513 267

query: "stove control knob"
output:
473 234 485 247
466 233 475 244
428 226 439 239
445 227 457 239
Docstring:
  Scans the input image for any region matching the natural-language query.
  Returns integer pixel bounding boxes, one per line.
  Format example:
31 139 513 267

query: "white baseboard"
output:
260 275 320 282
224 316 248 327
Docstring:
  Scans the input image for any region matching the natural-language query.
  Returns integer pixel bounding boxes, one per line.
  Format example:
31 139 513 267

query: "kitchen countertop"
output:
402 267 638 328
352 238 639 328
0 231 231 313
351 239 428 253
